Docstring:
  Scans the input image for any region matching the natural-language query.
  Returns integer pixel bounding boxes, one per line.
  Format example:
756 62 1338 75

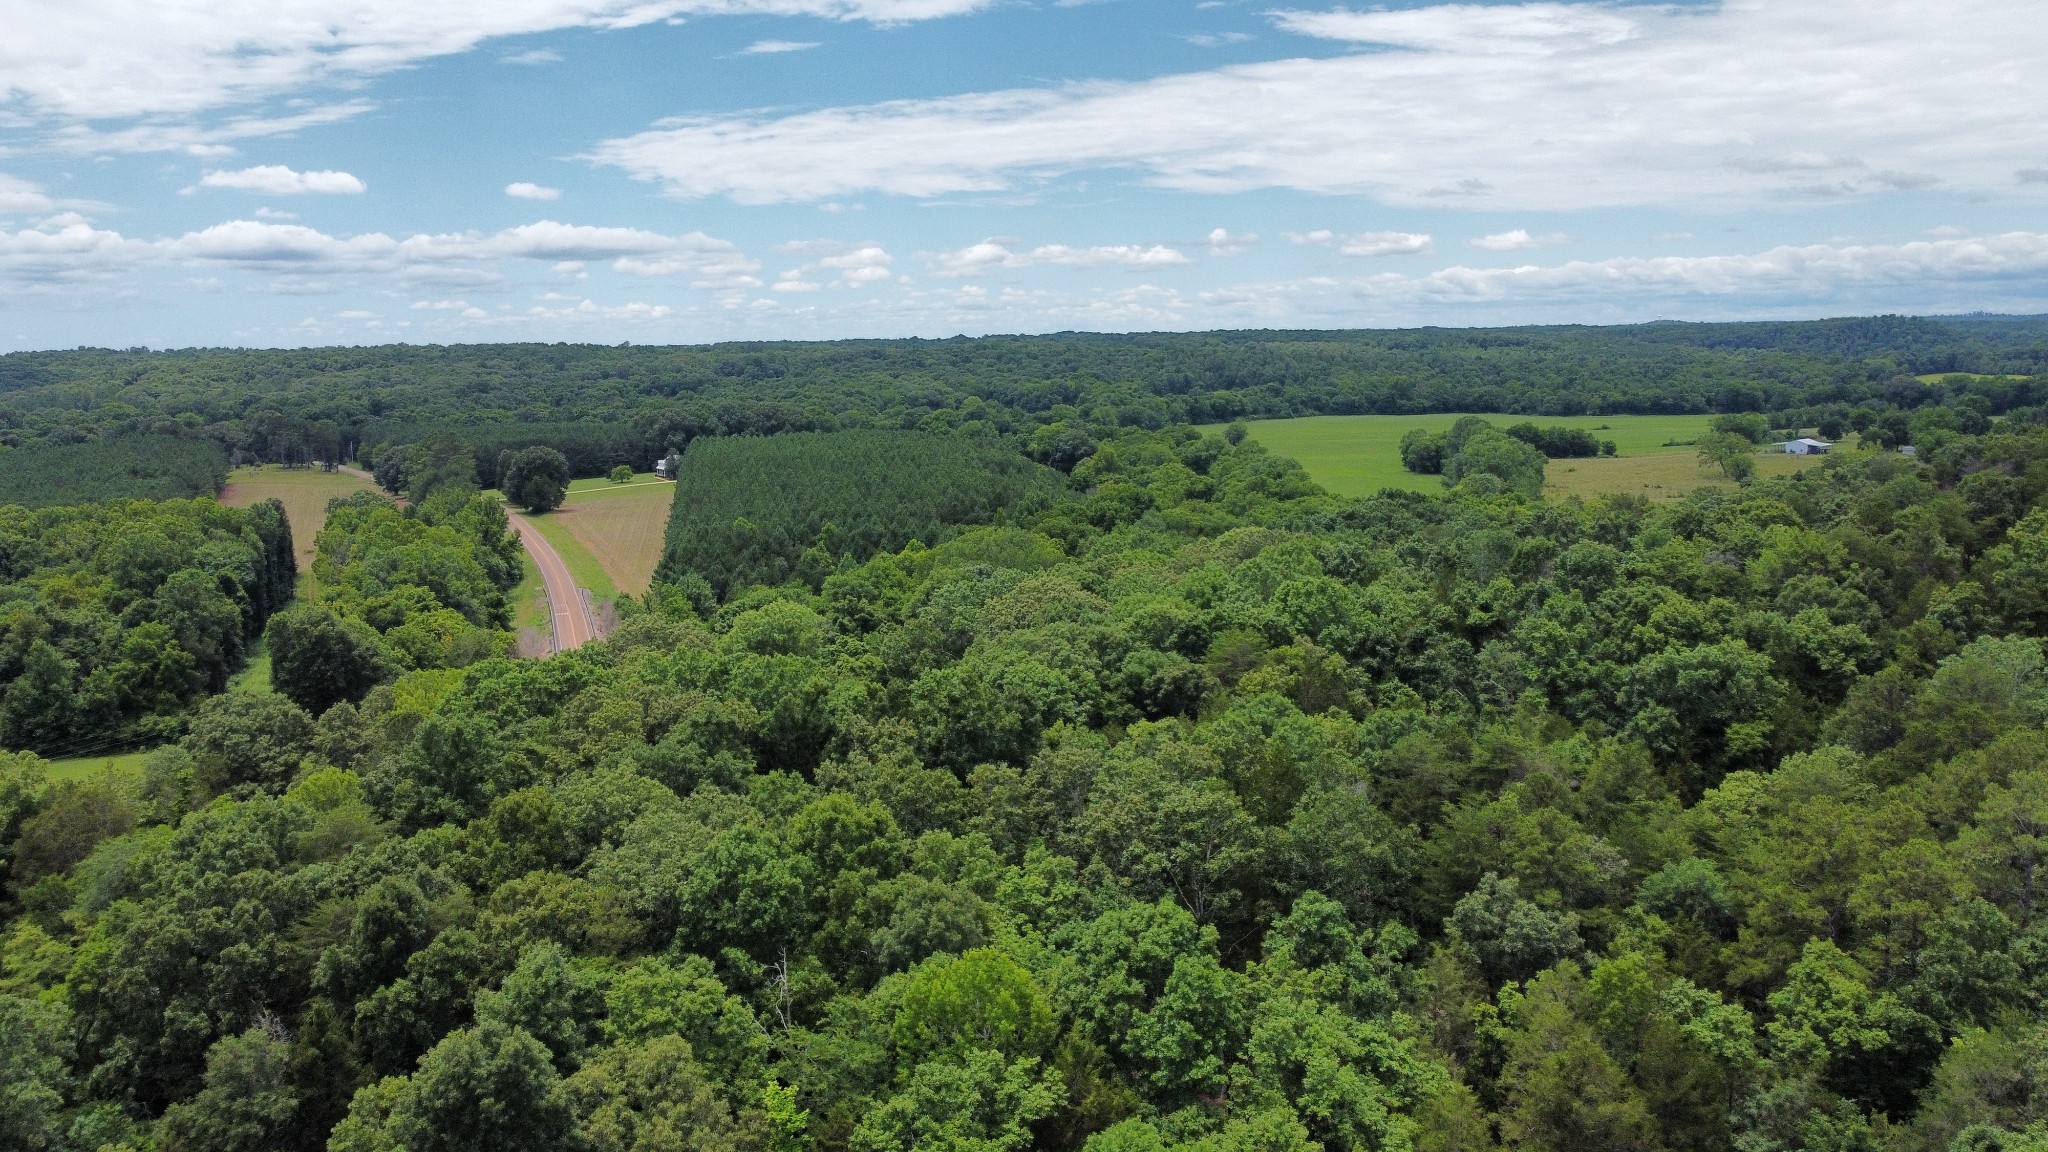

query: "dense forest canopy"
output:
6 318 2048 1152
1 316 2046 499
0 496 293 754
0 437 228 509
4 409 2048 1151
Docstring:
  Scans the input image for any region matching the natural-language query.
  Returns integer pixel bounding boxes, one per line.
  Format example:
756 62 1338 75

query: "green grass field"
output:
1218 414 1843 501
489 475 672 599
551 480 673 595
522 509 619 601
220 465 378 578
1217 414 1723 496
566 472 663 493
44 748 150 784
1543 445 1845 500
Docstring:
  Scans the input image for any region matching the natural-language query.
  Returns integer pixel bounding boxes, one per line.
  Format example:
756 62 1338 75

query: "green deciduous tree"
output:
334 1019 574 1152
157 1024 301 1152
268 603 396 717
502 447 571 514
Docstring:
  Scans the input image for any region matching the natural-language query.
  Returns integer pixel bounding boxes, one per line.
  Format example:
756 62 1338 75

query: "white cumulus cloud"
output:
1469 229 1569 251
929 241 1030 276
927 240 1191 275
1031 244 1190 268
1340 231 1432 257
817 245 894 285
196 166 366 195
506 182 563 201
591 0 2048 211
1206 228 1257 254
769 241 894 288
0 176 54 215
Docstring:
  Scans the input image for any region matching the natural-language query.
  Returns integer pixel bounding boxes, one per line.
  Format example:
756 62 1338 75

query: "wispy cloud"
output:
742 39 820 54
0 215 759 294
506 182 562 201
3 0 994 124
50 104 375 156
592 0 2048 210
500 49 562 65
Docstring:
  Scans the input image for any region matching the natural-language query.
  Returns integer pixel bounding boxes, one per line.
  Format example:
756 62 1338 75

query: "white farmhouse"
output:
1781 437 1832 455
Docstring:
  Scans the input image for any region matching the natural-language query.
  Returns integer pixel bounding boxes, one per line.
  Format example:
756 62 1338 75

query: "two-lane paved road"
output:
506 511 596 652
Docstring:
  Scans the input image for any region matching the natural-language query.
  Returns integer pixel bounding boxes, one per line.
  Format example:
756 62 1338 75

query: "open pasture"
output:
1543 444 1846 500
220 465 378 573
547 479 673 596
1222 413 1838 501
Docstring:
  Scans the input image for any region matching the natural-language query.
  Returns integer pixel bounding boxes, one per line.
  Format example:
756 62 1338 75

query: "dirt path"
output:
507 511 597 652
335 464 596 653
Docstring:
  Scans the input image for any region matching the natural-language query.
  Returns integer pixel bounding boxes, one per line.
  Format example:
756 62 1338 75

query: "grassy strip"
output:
229 640 274 694
511 547 549 635
565 472 665 493
523 510 619 602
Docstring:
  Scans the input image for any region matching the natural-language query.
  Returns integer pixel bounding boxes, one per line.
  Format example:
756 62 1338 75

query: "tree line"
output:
0 436 228 509
2 319 2047 493
5 413 2048 1150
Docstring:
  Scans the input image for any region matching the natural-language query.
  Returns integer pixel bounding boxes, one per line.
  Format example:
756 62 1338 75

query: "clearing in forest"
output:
219 465 378 575
542 475 674 597
1222 413 1840 501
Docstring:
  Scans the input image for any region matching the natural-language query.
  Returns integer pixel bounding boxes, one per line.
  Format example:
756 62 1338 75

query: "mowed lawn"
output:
542 476 674 596
1220 414 1837 501
491 476 670 601
220 465 378 576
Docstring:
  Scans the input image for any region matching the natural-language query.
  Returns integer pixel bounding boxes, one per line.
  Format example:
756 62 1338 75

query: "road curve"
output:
333 464 595 654
507 512 596 652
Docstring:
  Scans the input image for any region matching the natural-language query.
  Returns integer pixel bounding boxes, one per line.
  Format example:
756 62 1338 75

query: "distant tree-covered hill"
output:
2 316 2044 486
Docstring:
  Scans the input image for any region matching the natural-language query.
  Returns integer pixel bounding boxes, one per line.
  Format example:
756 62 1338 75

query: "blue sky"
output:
3 0 2047 349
